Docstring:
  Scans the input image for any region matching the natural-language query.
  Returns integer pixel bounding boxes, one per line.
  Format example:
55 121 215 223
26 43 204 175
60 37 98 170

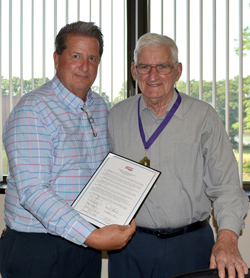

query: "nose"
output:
148 66 158 80
79 58 89 72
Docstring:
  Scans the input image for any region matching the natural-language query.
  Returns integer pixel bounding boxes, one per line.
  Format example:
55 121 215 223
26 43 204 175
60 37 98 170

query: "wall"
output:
0 195 249 278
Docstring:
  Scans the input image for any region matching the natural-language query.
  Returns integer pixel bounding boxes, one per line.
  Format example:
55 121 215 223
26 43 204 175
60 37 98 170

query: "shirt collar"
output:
50 75 94 110
140 88 183 120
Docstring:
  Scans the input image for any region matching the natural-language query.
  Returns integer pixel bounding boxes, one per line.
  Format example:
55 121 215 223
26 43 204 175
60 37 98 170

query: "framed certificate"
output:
72 152 161 228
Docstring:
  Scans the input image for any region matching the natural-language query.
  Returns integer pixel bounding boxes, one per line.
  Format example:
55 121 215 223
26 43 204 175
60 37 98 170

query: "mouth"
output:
147 83 161 87
75 73 88 78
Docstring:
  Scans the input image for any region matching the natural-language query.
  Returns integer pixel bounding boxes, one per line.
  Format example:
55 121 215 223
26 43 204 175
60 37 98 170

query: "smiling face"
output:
54 35 100 101
131 46 182 108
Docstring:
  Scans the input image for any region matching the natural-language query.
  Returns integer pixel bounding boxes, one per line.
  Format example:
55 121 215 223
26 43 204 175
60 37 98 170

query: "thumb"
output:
124 219 136 234
209 254 217 269
128 219 136 230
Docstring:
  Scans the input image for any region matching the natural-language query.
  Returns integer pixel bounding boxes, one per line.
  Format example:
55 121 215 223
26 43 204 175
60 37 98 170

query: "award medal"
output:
138 89 182 167
139 150 151 167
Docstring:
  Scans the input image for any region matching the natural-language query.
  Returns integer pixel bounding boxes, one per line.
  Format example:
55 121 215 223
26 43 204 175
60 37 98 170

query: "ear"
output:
131 62 138 81
53 51 59 71
175 62 182 82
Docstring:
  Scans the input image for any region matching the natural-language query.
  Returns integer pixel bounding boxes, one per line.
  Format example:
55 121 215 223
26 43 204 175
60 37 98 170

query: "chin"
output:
144 93 164 99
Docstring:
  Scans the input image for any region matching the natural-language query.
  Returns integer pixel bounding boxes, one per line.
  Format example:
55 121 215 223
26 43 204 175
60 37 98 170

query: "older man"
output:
0 21 135 278
108 33 249 278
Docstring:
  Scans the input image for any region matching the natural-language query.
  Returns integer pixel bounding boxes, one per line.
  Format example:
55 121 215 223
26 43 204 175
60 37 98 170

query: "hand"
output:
209 229 248 278
84 219 136 251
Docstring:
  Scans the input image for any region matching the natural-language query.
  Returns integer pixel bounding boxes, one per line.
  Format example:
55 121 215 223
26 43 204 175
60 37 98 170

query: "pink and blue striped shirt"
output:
2 75 110 246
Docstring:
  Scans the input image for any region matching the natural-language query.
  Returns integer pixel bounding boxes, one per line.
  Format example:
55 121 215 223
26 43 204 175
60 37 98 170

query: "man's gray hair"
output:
133 33 178 65
55 21 104 58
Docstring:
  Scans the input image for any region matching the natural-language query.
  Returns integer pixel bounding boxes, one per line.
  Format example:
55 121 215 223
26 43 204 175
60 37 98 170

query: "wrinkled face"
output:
131 46 182 105
54 35 100 101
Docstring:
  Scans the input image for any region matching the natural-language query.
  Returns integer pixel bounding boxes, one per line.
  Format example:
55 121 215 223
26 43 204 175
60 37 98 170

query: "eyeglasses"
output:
81 108 97 137
135 62 178 75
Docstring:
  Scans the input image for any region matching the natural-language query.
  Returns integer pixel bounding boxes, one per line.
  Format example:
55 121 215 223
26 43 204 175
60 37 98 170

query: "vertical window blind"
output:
0 0 249 184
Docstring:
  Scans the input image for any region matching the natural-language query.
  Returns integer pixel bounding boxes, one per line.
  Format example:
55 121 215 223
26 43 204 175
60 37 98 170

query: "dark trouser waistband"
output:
137 217 210 239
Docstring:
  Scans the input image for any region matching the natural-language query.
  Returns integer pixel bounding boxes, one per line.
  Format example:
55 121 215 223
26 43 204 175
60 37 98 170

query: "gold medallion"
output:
139 156 150 167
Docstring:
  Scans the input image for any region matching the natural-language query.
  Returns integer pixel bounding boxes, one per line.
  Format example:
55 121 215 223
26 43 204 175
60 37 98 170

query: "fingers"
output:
84 221 136 251
216 258 233 278
209 254 217 269
233 260 249 277
210 252 248 278
127 219 136 233
210 230 248 278
224 259 246 278
117 219 136 245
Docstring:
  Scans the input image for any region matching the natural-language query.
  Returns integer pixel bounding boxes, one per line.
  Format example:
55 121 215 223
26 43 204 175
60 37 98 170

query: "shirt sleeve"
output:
202 109 249 236
3 104 96 246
